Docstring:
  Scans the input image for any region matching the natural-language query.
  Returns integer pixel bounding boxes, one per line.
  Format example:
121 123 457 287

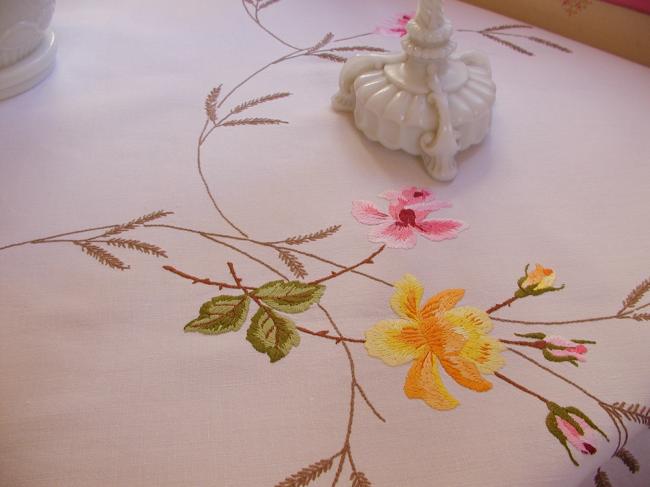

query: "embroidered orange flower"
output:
365 274 505 410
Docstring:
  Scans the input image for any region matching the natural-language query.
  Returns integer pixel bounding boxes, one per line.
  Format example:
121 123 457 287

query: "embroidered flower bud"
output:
515 264 565 298
545 402 608 466
514 333 595 367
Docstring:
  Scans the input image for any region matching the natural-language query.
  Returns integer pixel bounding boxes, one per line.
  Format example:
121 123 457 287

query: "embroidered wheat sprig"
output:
258 0 280 10
221 117 287 127
615 448 640 473
631 313 650 321
327 46 388 53
312 53 347 63
75 242 129 270
230 92 291 115
102 210 174 237
481 33 533 56
285 225 341 245
205 85 222 122
593 469 612 487
278 249 307 279
350 471 372 487
526 36 572 53
620 278 650 313
105 239 168 258
610 402 650 427
274 458 334 487
482 24 532 32
307 32 334 54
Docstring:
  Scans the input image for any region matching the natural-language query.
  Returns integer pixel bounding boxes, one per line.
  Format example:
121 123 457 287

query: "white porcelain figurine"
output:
332 0 495 181
0 0 57 100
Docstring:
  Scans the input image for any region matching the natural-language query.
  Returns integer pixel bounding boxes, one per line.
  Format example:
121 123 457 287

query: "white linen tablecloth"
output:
1 1 649 486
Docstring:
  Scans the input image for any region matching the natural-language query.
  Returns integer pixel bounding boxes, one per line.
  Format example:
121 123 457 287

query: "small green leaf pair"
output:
184 280 325 363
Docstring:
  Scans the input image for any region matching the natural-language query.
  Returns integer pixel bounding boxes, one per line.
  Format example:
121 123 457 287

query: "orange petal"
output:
391 274 424 320
365 320 425 366
420 289 465 321
404 353 459 410
439 354 493 393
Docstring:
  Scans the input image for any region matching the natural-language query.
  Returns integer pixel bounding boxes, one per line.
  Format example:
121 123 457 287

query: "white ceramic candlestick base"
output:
332 0 496 181
0 0 57 100
0 30 56 100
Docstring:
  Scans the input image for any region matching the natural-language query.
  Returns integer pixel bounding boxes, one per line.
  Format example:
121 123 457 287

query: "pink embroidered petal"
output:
378 189 402 201
416 219 467 241
557 416 598 455
548 347 588 361
369 222 418 249
351 200 390 225
399 187 434 203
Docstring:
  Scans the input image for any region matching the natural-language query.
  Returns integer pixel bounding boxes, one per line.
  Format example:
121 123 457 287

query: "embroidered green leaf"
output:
253 280 325 314
515 332 546 340
184 295 250 335
545 411 577 466
246 307 300 362
542 348 579 367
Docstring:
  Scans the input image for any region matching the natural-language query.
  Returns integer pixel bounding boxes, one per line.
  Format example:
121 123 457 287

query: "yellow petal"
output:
391 274 424 320
420 289 465 321
439 354 493 392
463 336 506 374
537 267 556 290
365 319 425 366
404 353 459 410
445 306 494 335
444 306 505 374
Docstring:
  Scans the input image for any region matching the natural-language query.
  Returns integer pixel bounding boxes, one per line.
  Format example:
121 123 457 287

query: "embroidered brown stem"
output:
494 371 549 404
317 303 383 486
142 222 392 286
0 225 118 251
164 243 384 295
162 265 256 290
486 296 519 314
499 339 546 349
491 311 637 326
308 245 385 285
242 0 303 51
295 326 366 344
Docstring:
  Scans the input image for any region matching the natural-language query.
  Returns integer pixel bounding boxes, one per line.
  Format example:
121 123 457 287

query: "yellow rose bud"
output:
522 264 556 291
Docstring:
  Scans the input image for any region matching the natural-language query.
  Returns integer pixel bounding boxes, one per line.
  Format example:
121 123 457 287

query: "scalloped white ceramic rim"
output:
0 29 56 100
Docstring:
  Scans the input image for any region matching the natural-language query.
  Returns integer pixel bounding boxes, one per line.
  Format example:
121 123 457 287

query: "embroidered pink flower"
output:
514 332 594 367
352 187 467 249
374 12 414 38
545 402 607 466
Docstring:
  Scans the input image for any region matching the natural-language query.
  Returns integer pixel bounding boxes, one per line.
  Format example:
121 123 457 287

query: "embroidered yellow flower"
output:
365 274 505 410
522 264 556 291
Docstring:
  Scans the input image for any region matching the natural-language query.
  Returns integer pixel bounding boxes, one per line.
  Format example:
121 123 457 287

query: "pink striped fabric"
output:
604 0 650 14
